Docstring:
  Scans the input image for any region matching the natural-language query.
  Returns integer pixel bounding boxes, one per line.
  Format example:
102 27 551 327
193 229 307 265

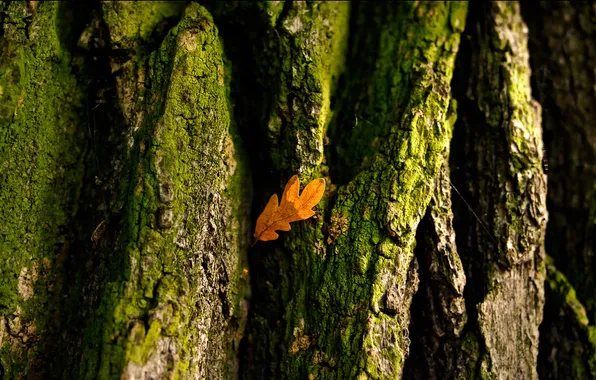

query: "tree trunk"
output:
522 1 596 378
0 1 594 379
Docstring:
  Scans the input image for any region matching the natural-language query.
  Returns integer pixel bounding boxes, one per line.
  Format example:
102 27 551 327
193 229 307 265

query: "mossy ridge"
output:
402 108 469 379
81 3 249 378
273 3 467 379
254 1 351 182
328 3 467 185
0 1 87 377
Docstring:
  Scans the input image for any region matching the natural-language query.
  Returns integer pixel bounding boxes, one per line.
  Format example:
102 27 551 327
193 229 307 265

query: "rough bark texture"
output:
211 2 467 379
0 1 87 376
450 3 547 379
403 152 468 379
1 1 250 379
0 1 594 379
405 3 548 379
79 3 251 379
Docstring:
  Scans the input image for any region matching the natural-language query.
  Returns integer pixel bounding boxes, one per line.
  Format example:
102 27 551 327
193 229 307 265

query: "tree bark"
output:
0 1 594 379
522 1 596 378
0 1 87 376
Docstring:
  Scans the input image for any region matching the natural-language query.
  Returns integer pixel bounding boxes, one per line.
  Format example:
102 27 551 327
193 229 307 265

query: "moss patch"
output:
0 1 86 376
79 3 250 378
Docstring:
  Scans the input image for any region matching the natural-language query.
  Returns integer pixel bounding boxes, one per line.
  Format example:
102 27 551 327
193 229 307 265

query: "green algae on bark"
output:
0 1 87 377
209 1 350 181
101 1 187 52
79 3 250 378
319 5 466 378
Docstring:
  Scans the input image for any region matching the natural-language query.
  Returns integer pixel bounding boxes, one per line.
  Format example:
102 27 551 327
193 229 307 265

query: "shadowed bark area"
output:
539 256 596 379
524 1 596 317
452 2 547 378
403 150 468 379
522 1 596 377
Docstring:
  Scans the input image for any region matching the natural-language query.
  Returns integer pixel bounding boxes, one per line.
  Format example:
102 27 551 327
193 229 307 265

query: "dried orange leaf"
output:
253 175 326 244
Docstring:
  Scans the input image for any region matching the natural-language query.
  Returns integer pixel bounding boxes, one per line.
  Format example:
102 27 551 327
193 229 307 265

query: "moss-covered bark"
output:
76 3 251 379
1 1 251 378
538 256 596 379
315 4 465 378
449 2 547 379
403 145 468 379
211 2 466 378
1 1 593 379
0 1 87 377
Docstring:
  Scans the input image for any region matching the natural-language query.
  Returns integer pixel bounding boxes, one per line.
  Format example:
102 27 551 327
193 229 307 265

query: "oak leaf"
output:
253 175 325 244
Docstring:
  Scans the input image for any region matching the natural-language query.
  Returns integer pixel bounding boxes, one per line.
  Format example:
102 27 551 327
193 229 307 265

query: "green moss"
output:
0 1 86 375
266 2 468 378
546 256 590 325
79 3 249 378
544 255 596 377
257 1 352 180
126 320 162 365
589 325 596 374
102 1 187 51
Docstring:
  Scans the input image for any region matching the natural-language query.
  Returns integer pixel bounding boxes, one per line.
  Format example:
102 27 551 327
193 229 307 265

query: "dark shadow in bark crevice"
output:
445 2 495 376
402 209 438 380
521 2 596 378
403 204 473 379
46 2 135 377
207 4 295 377
326 2 393 186
449 1 482 334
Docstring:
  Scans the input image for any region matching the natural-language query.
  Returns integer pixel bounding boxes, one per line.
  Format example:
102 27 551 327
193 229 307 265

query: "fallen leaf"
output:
253 175 325 244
